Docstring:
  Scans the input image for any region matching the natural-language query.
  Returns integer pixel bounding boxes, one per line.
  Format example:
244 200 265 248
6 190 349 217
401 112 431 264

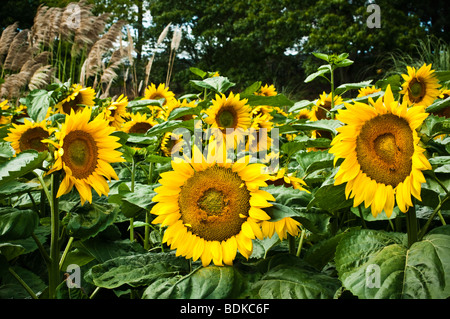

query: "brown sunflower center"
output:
129 122 152 134
316 100 332 120
356 114 414 187
216 107 237 130
19 127 49 152
408 78 426 103
62 93 84 114
178 166 250 241
62 130 98 179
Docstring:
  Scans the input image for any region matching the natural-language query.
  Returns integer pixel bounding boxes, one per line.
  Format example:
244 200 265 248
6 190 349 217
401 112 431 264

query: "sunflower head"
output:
311 92 343 121
48 107 125 204
103 94 128 130
122 112 157 134
151 146 274 266
5 119 53 154
143 83 176 106
204 92 252 135
256 84 277 97
357 86 382 98
55 84 96 115
399 63 441 107
432 88 450 118
329 85 431 217
0 100 12 125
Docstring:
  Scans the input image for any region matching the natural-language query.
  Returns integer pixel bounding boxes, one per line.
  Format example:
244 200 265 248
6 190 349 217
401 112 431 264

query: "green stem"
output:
330 66 335 111
8 268 38 299
296 227 306 257
357 205 367 229
406 203 418 248
59 237 74 271
130 157 136 242
418 194 450 240
48 171 61 299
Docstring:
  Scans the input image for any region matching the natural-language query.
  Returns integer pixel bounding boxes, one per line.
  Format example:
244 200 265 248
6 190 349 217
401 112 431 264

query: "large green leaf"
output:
142 265 245 299
250 255 341 298
241 93 295 108
63 202 119 240
190 76 235 93
89 252 189 289
0 207 39 240
335 227 450 299
0 150 48 186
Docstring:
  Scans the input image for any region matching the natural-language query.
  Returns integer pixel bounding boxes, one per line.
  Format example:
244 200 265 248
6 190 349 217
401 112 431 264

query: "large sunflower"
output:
329 85 431 217
122 112 157 134
47 107 125 204
399 63 441 107
151 147 274 266
5 119 53 154
204 92 252 135
55 84 96 115
143 83 176 106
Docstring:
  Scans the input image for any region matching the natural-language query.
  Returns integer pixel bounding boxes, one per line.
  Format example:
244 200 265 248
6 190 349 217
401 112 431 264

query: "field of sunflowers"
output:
1 4 450 304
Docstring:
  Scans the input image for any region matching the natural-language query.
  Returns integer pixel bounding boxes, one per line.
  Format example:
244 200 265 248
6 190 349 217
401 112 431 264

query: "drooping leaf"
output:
89 252 189 289
142 265 245 299
0 207 39 240
335 226 450 299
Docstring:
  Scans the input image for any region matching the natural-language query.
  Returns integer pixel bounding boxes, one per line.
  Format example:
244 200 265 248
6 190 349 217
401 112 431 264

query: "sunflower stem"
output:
130 157 137 242
8 267 38 299
418 194 450 240
296 227 306 257
48 171 61 299
59 237 74 271
406 202 418 248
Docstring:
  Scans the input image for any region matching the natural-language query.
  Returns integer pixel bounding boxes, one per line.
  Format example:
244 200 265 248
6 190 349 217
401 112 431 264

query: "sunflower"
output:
256 84 277 97
357 85 382 98
47 107 125 204
165 98 197 121
160 131 184 157
151 147 274 266
399 63 440 108
204 92 252 135
103 94 128 130
431 88 450 118
0 100 12 125
122 112 157 134
55 84 96 115
266 167 309 192
311 92 343 121
5 119 53 154
143 83 176 106
329 85 431 218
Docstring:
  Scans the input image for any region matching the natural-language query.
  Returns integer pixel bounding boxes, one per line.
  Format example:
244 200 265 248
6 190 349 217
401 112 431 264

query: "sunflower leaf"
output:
23 89 55 123
190 76 235 93
0 150 48 186
335 227 450 299
142 265 245 299
0 207 39 241
89 252 189 289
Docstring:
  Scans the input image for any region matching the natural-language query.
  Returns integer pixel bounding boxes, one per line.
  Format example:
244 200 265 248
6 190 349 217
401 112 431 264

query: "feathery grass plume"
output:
84 20 126 81
29 65 54 91
3 30 33 72
143 22 171 95
0 22 19 65
166 26 182 87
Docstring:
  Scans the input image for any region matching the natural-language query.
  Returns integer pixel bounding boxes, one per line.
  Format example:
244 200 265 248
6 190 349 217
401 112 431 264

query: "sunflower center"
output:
62 93 83 114
356 114 414 187
129 122 152 134
178 166 250 241
198 189 225 216
19 127 49 152
216 109 237 129
408 79 426 102
62 130 98 179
